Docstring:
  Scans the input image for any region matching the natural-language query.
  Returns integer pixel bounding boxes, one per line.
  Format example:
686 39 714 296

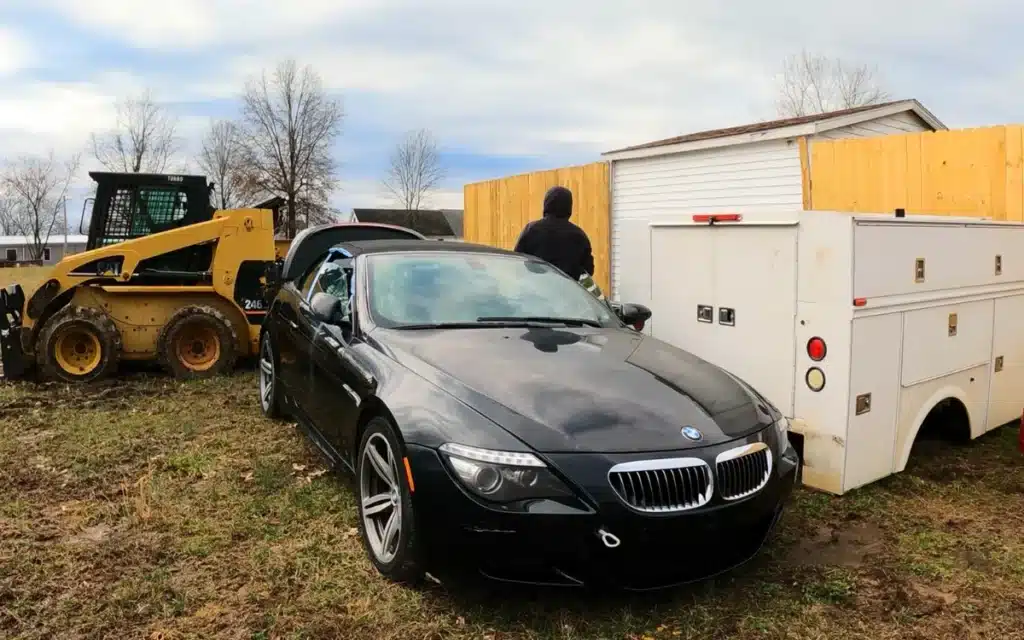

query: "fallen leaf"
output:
292 463 307 472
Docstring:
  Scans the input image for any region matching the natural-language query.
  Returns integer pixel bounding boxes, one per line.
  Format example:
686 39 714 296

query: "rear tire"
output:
36 305 121 383
258 330 286 419
157 305 238 380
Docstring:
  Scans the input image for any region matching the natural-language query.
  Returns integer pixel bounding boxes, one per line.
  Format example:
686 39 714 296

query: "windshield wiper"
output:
392 321 500 330
476 316 603 328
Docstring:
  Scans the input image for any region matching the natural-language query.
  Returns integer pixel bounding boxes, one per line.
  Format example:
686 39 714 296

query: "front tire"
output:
258 331 286 419
36 305 122 383
356 417 424 585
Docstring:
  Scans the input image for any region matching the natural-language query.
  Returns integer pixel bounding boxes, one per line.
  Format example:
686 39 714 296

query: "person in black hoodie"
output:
513 185 595 281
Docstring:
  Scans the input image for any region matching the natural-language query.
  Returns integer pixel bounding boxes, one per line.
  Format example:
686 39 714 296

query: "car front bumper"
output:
405 440 799 591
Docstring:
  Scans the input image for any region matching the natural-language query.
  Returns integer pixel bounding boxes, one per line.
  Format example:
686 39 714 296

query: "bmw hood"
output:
376 326 776 454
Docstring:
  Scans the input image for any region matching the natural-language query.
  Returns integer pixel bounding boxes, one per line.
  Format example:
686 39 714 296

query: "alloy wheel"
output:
360 432 403 564
259 337 274 412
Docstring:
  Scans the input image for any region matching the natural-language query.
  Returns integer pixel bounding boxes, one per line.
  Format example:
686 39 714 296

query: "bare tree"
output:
1 151 80 260
775 50 891 117
236 59 344 238
0 193 14 235
196 119 245 210
382 128 446 212
91 88 180 173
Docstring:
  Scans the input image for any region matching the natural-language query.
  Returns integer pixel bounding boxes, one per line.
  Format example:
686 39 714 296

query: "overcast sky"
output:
1 0 1021 223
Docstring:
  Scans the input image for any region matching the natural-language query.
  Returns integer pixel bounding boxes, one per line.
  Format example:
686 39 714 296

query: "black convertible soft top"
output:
337 239 521 258
280 223 427 281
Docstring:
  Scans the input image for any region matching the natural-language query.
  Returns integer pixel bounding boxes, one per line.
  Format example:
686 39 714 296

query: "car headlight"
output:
773 416 790 448
439 443 574 503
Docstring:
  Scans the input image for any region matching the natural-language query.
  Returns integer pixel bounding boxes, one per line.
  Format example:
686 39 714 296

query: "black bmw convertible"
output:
257 224 799 590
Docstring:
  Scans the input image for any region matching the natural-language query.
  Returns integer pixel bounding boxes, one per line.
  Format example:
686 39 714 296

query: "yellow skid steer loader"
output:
0 171 424 383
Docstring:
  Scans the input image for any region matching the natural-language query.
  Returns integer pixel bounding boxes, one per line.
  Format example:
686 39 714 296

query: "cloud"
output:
3 0 1024 215
0 27 33 77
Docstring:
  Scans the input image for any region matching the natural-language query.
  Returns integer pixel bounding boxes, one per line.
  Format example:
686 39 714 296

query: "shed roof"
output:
351 209 456 237
0 234 88 246
602 99 945 160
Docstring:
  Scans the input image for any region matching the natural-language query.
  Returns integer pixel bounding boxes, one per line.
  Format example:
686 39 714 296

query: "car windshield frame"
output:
362 250 621 330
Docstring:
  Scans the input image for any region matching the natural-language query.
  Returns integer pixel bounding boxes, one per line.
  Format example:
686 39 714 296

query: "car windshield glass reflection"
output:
366 252 617 329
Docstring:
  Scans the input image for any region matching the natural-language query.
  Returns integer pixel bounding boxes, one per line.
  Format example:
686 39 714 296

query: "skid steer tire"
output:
158 305 239 380
36 305 122 384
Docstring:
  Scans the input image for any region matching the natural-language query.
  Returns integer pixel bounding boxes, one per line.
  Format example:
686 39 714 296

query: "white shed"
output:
601 99 946 323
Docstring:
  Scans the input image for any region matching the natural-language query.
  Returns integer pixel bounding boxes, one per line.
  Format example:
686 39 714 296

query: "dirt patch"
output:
66 524 113 545
788 520 887 567
1 378 166 414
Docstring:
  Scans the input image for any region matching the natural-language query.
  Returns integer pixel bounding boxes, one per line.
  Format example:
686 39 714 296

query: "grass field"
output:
1 372 1023 639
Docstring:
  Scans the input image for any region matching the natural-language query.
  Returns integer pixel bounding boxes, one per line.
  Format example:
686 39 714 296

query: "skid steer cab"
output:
0 170 427 383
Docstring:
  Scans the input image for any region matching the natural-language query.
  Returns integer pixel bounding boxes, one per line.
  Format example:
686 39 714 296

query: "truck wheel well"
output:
915 397 971 445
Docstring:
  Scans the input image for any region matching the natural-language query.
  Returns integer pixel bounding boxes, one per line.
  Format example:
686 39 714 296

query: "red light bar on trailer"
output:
692 213 742 224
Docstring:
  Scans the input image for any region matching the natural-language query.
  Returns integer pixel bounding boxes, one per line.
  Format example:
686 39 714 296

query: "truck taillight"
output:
807 337 826 361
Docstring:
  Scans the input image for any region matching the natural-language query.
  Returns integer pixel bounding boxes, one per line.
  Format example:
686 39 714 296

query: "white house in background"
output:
0 234 89 264
600 98 946 307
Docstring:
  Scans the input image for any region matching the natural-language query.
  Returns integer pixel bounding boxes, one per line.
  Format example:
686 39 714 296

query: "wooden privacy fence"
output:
463 162 611 293
807 125 1024 221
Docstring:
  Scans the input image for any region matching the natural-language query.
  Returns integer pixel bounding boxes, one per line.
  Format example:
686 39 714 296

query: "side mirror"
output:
618 302 652 331
310 291 345 325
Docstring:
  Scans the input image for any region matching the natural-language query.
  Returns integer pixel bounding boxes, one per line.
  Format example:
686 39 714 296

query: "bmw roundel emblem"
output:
681 426 703 442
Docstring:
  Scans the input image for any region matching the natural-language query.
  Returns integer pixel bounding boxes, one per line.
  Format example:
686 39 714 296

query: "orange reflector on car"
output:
403 457 416 493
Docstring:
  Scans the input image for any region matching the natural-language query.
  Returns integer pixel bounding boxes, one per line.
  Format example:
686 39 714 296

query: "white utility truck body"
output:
645 210 1024 495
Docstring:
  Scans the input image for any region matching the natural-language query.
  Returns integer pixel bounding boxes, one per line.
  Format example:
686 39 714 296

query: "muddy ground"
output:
1 371 1023 639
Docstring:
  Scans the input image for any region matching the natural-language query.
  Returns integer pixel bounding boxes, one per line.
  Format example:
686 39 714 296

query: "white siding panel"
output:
817 112 931 140
610 139 802 299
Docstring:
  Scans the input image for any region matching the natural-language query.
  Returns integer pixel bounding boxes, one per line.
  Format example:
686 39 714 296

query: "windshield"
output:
365 251 618 329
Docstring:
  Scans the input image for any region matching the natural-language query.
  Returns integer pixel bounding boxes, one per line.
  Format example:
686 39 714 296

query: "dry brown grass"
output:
1 372 1023 639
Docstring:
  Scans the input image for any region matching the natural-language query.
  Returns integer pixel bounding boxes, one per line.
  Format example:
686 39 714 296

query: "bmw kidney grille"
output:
608 443 773 512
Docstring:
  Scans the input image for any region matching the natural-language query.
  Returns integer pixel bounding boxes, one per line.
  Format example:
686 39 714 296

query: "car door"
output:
304 255 366 457
276 255 329 418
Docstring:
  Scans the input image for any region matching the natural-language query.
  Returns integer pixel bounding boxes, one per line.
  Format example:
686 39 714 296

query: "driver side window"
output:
308 257 354 318
298 256 328 300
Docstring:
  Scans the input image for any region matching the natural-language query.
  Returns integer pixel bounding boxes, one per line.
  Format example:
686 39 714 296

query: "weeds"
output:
1 371 1023 639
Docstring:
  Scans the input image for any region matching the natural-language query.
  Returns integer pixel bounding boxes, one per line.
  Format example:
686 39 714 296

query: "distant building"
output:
0 234 89 265
351 208 464 240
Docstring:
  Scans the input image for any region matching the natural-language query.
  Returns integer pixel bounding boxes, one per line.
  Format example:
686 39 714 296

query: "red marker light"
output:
807 337 827 361
632 320 645 332
853 298 867 307
692 213 742 223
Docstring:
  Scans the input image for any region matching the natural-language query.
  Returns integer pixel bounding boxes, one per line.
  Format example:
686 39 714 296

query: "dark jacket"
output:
513 186 595 281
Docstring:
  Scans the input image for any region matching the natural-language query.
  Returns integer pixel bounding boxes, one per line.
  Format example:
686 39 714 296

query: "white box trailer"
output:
643 210 1024 495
